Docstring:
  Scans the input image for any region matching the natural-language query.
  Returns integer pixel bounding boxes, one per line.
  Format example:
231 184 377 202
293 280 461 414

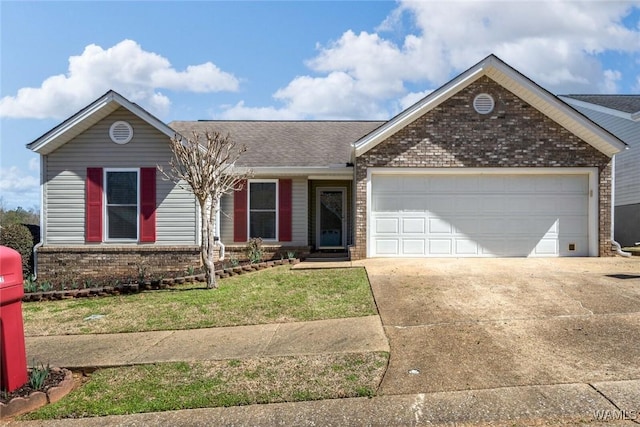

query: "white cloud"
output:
0 166 40 209
397 89 433 112
28 157 39 172
224 2 640 120
0 39 240 120
218 101 302 120
601 69 622 93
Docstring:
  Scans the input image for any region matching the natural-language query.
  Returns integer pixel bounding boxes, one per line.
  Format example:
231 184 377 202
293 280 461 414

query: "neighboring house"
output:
559 95 640 247
28 55 626 282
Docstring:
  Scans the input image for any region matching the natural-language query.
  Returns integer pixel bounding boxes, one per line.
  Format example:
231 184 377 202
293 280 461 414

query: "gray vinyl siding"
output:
219 178 308 245
43 107 197 245
572 106 640 206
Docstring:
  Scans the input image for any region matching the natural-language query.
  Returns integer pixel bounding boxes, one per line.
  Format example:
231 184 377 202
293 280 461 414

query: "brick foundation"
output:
36 245 202 285
351 76 615 259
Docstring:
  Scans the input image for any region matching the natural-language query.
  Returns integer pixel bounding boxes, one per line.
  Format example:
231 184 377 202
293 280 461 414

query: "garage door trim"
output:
366 167 599 257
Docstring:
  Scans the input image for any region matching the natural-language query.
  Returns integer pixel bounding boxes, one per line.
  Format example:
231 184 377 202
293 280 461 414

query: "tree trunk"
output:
200 198 218 289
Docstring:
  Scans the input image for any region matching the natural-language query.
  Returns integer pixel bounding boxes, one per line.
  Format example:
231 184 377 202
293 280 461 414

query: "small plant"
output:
38 282 53 292
228 254 239 268
28 361 51 390
137 262 148 284
83 279 93 289
71 281 79 290
23 274 38 293
286 251 296 260
245 237 264 264
186 266 196 276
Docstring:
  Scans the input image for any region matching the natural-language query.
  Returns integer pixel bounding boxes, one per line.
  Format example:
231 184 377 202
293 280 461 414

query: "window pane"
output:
250 183 276 210
250 212 276 239
107 172 137 204
108 206 137 239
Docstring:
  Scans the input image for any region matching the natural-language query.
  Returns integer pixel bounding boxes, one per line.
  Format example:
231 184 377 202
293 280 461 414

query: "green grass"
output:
23 266 376 336
21 352 389 420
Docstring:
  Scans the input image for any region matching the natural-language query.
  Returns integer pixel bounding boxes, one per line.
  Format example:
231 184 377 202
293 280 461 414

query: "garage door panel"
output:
376 239 399 255
403 218 426 233
456 239 479 255
370 174 589 257
428 239 452 254
534 239 559 255
560 216 588 235
428 218 452 233
403 239 426 255
375 218 399 234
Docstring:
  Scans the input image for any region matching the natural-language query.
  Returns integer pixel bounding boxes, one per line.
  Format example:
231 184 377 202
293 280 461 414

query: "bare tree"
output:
160 131 250 289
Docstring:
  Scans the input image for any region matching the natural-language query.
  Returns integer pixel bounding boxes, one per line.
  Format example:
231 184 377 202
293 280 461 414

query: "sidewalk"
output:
25 315 389 369
15 314 640 426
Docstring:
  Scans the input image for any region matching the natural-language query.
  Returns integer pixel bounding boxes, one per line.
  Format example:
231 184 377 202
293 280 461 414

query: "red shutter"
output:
85 168 103 242
279 179 292 242
140 168 156 242
234 180 248 242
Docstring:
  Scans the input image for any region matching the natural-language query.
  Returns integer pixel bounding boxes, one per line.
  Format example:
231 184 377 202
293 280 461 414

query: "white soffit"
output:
354 55 626 158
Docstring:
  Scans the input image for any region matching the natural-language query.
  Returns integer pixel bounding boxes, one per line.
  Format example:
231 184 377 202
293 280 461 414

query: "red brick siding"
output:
351 76 614 259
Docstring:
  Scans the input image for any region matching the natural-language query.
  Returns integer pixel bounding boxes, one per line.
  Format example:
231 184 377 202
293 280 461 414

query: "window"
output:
105 170 138 240
249 181 277 240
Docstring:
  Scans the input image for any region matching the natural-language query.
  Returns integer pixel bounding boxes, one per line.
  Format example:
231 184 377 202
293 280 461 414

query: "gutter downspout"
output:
32 156 45 280
611 159 631 257
215 199 225 261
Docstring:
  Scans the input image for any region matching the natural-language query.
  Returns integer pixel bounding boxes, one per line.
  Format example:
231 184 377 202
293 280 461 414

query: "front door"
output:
317 188 346 249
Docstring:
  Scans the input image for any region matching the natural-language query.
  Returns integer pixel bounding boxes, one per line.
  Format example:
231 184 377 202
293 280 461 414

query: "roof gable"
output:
354 54 626 158
27 90 176 155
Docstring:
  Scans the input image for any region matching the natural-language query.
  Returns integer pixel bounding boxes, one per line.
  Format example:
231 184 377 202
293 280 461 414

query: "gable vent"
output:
109 121 133 144
473 93 495 114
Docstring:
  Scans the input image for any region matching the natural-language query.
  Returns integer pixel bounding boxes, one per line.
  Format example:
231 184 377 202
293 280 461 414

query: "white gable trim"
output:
354 55 626 158
27 91 177 155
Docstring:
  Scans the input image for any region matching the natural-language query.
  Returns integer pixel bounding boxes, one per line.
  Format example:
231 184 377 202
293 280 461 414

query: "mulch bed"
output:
0 369 66 404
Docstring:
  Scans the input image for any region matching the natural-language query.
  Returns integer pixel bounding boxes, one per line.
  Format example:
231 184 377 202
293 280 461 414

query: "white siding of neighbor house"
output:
219 178 308 246
571 106 640 206
43 107 198 245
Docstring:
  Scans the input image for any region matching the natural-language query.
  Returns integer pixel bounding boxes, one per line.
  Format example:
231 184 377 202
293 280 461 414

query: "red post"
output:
0 246 28 392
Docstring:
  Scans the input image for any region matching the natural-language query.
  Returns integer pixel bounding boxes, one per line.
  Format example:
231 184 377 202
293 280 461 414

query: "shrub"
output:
245 237 264 264
0 223 34 275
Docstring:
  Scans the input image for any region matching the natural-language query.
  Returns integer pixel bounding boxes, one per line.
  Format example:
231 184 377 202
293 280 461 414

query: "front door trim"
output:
316 187 347 250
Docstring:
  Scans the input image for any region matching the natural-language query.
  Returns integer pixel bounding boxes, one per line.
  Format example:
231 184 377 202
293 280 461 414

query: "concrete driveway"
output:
358 257 640 395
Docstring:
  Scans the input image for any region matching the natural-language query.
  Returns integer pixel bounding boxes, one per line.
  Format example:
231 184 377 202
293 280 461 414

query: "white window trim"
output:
366 167 599 258
104 168 140 242
247 179 279 242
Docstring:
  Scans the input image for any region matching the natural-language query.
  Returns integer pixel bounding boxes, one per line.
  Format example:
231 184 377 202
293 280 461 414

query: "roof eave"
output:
236 166 353 178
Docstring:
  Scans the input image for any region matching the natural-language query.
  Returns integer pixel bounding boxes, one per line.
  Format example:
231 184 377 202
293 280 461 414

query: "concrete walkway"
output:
25 316 389 369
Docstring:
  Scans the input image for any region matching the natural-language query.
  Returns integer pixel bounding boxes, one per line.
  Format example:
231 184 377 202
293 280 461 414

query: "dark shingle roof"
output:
169 121 384 167
562 95 640 114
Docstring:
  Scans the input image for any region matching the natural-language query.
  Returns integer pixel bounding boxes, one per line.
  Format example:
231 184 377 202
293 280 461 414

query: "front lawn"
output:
22 352 389 420
23 266 376 336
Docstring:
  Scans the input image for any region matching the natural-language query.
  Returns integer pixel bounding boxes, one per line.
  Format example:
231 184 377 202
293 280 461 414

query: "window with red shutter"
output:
140 168 156 242
234 180 248 242
86 167 157 243
278 179 292 242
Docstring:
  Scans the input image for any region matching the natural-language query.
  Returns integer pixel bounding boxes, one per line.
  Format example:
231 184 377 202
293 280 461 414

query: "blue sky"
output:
1 1 639 210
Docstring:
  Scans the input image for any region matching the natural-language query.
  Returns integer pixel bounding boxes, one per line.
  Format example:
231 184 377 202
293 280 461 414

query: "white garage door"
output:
370 174 590 257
